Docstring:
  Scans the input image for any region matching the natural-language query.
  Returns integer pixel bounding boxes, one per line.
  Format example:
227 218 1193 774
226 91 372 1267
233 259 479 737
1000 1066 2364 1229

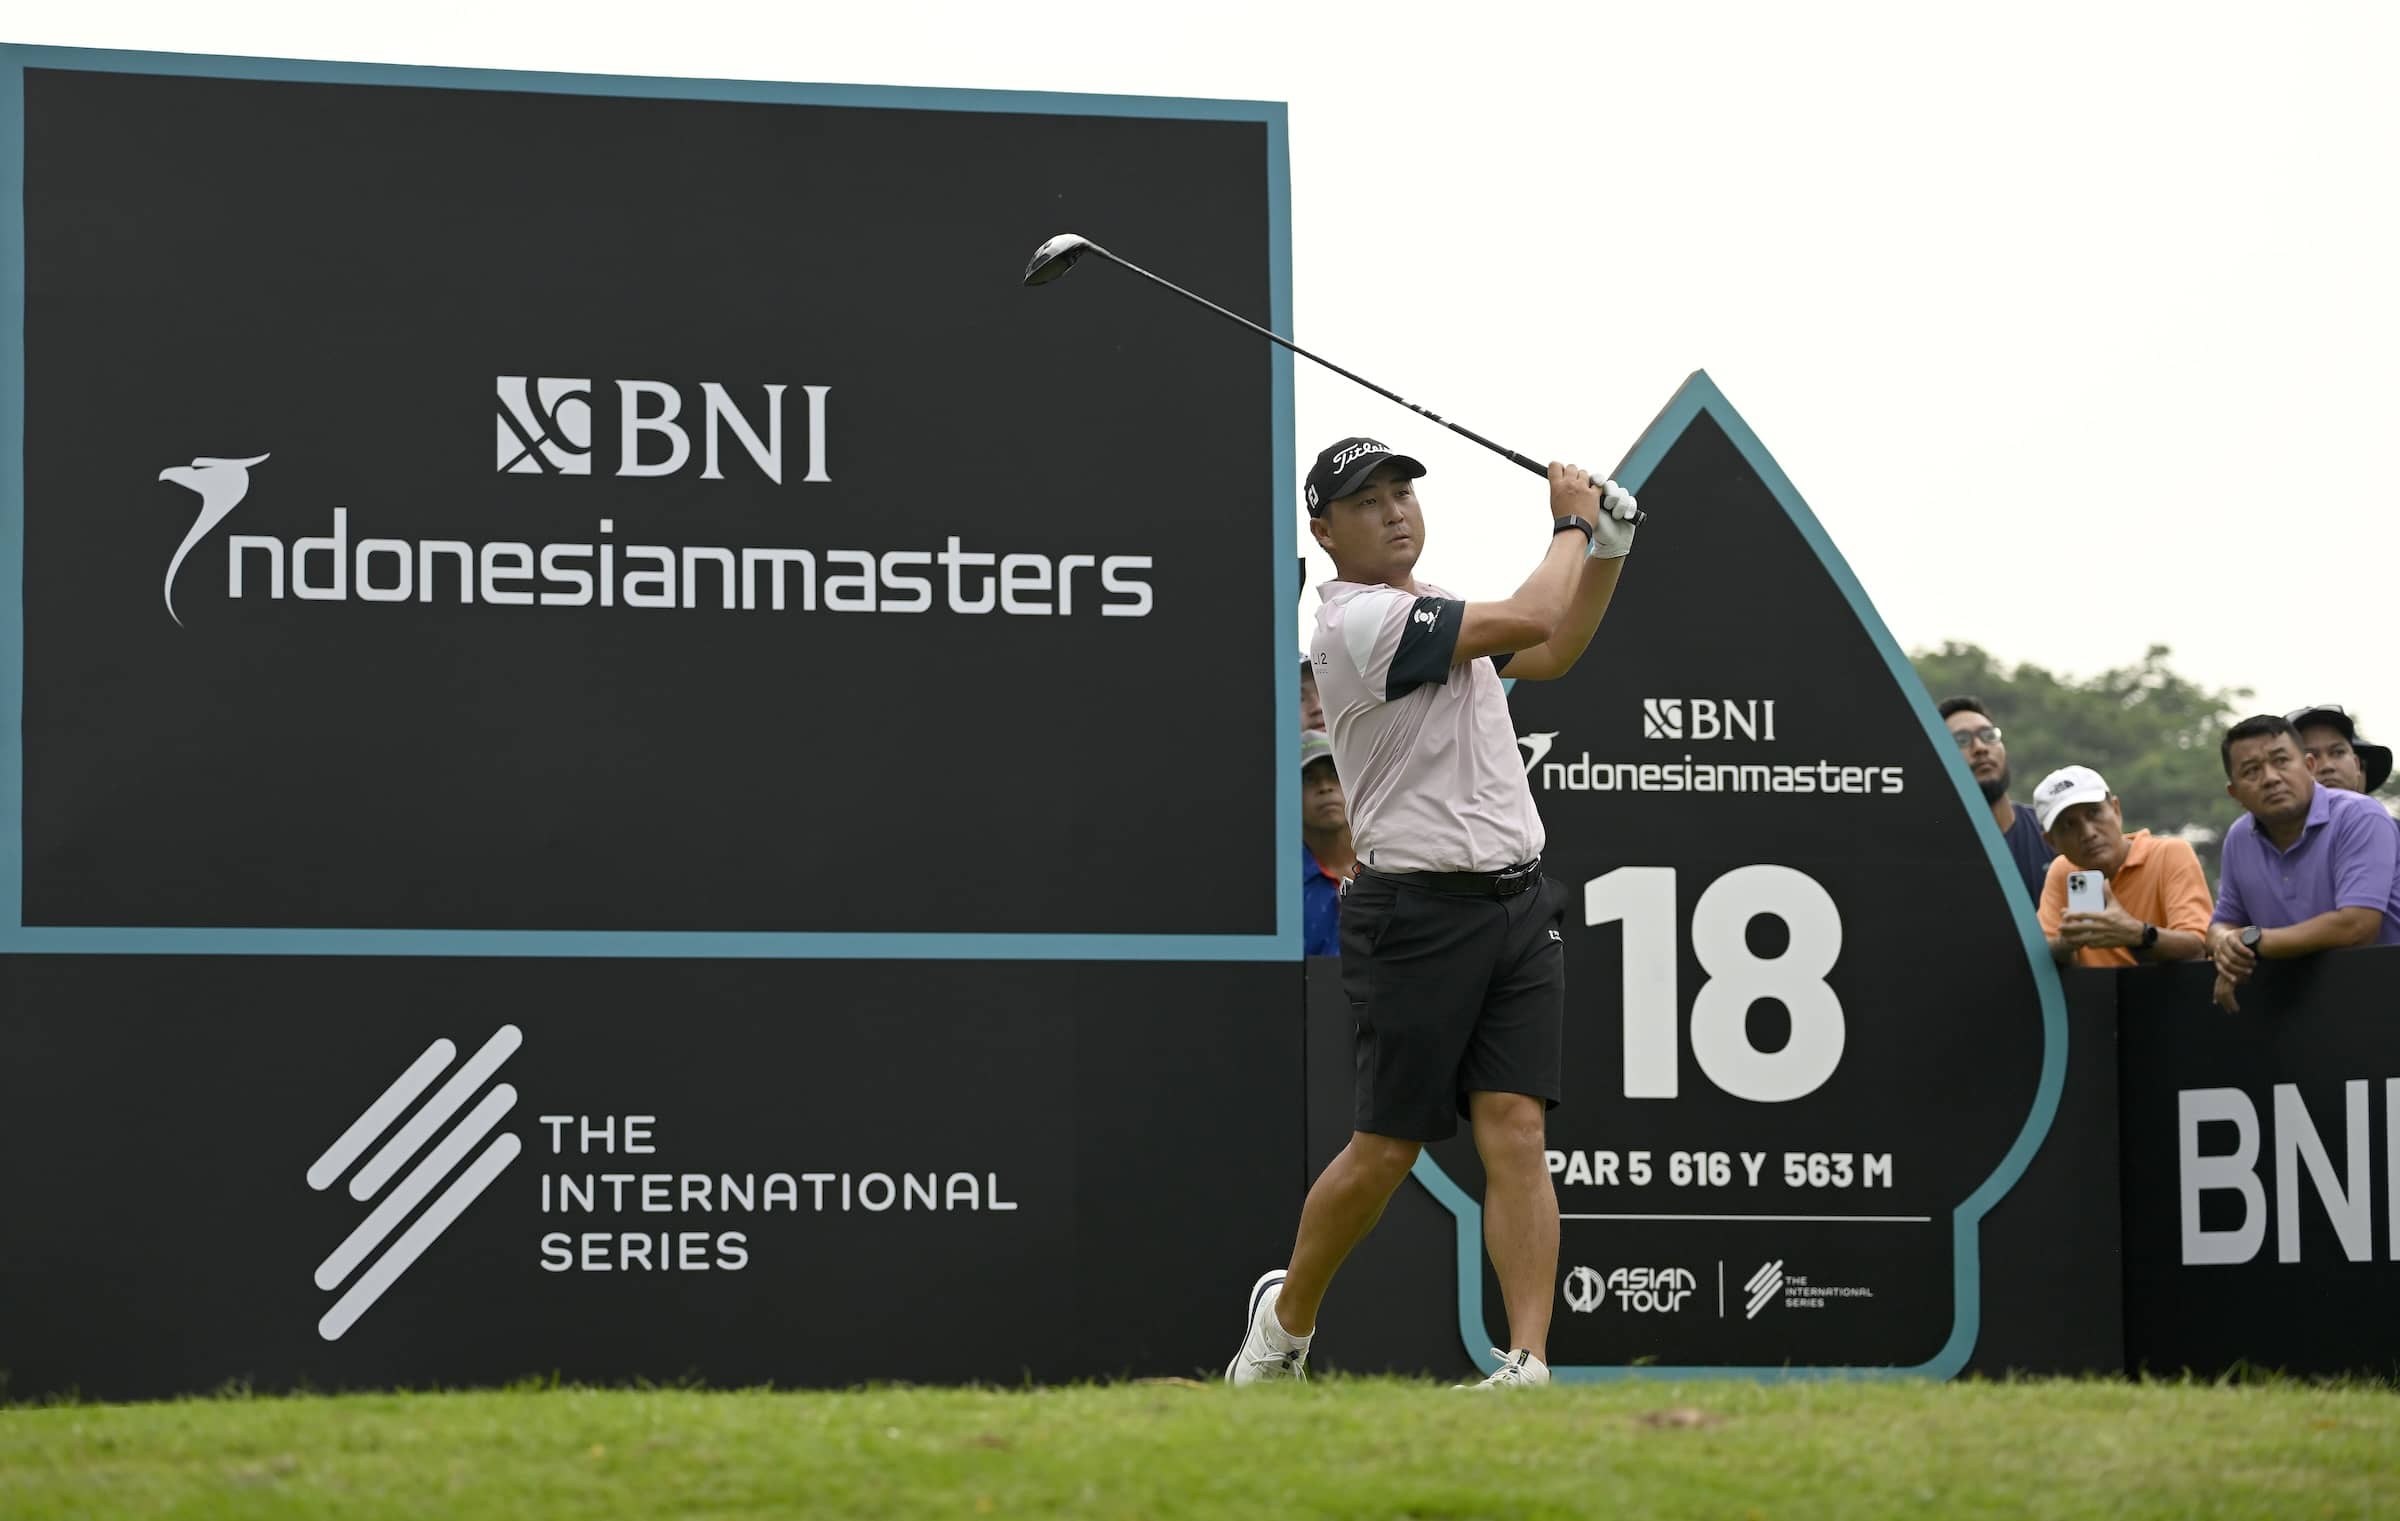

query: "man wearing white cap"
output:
2031 765 2212 969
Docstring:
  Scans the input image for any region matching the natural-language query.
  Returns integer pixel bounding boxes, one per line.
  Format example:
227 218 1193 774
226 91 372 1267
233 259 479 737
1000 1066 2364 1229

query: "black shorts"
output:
1337 867 1568 1143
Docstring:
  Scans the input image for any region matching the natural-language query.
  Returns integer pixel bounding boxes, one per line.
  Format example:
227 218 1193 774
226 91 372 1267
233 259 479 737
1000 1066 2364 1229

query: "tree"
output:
1909 642 2253 877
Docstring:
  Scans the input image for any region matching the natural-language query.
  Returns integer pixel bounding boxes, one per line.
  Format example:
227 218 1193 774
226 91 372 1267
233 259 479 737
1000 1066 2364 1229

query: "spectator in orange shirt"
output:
2031 765 2212 968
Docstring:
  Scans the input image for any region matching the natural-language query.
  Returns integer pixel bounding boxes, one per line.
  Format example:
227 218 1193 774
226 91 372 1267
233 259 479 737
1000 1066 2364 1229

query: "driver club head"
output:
1021 233 1095 287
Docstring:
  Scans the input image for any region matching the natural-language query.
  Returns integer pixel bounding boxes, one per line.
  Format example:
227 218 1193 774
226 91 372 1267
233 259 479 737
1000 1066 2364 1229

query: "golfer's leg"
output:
1276 1131 1420 1336
1468 1090 1558 1361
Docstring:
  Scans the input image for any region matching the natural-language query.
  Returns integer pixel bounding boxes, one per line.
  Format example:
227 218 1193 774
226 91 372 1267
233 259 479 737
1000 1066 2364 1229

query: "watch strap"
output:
1551 515 1596 546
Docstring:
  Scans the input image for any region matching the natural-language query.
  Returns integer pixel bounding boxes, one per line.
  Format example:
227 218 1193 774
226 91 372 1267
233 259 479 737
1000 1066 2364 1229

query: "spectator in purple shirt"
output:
2206 714 2400 1012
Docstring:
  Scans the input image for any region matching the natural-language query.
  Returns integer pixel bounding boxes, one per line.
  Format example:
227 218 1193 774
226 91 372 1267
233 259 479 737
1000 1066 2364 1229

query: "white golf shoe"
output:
1457 1348 1550 1389
1224 1269 1311 1384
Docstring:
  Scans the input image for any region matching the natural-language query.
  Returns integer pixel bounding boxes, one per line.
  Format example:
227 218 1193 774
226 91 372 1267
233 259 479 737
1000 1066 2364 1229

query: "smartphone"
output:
2066 871 2106 914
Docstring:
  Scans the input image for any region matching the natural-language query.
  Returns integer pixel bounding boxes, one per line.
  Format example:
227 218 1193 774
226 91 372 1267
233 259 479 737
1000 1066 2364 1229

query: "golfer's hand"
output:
2212 971 2242 1013
1549 461 1600 526
1591 479 1639 559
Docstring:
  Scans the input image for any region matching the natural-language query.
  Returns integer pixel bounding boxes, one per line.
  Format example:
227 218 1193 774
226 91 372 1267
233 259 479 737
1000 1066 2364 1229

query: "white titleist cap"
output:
2033 765 2111 833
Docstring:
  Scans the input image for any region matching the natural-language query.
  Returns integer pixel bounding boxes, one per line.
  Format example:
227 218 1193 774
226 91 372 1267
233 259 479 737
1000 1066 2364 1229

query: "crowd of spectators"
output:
1938 693 2400 1002
1299 668 2400 994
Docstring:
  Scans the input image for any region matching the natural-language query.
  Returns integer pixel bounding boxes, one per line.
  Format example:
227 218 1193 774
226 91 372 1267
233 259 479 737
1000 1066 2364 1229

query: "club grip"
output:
1512 451 1648 525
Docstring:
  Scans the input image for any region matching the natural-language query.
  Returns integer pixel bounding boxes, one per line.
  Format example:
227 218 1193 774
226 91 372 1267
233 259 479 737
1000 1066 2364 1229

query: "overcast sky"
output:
25 1 2398 750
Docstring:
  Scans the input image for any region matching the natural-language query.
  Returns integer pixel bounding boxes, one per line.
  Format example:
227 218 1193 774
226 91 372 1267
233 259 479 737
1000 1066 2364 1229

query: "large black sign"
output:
2120 950 2400 1379
1410 374 2068 1377
4 49 1292 943
0 954 1302 1400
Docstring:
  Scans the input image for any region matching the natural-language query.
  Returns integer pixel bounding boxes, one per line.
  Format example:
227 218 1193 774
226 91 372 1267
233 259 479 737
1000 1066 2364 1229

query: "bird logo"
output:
157 453 270 626
1516 731 1558 774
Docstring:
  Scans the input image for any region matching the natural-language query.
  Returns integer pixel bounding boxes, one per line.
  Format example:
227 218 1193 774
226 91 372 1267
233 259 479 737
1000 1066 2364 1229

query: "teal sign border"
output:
1436 370 2069 1380
0 44 1298 961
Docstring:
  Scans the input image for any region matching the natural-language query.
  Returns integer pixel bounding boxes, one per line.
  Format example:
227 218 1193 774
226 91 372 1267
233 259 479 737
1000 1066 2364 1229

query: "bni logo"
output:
498 374 830 483
306 1026 524 1341
1744 1259 1785 1319
497 377 593 474
1643 697 1778 742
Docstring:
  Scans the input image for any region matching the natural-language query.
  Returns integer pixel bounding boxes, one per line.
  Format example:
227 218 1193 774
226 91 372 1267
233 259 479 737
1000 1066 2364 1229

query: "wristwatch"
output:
2138 922 2159 954
2240 925 2263 952
1551 515 1596 548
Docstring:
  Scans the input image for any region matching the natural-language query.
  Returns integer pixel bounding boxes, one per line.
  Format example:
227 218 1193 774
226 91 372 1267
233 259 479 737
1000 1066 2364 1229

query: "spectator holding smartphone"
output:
2030 765 2210 968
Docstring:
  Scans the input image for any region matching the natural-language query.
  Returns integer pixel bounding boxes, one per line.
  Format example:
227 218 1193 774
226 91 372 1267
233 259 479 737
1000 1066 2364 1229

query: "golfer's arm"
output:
1498 555 1626 681
1454 532 1585 663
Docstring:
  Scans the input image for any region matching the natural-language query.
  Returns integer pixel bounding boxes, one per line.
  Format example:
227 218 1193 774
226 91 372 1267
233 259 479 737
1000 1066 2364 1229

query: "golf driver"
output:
1022 232 1643 522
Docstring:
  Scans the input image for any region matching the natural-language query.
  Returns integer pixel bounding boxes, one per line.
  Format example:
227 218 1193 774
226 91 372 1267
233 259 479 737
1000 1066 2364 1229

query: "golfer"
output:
1227 436 1638 1389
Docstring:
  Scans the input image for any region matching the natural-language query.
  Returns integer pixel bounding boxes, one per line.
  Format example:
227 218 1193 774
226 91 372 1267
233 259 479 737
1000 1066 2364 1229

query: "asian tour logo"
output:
1563 1266 1605 1313
306 1026 524 1341
1566 1265 1696 1314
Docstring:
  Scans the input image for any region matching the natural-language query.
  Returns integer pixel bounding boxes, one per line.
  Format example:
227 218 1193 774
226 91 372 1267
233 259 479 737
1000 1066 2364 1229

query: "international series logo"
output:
304 1025 1023 1340
307 1026 525 1342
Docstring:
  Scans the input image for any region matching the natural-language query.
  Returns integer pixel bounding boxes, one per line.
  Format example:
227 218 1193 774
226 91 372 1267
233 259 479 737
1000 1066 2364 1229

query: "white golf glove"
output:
1590 479 1639 559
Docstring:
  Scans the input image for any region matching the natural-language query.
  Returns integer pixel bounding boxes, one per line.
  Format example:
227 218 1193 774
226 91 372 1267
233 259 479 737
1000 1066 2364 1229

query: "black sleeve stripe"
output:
1387 596 1463 700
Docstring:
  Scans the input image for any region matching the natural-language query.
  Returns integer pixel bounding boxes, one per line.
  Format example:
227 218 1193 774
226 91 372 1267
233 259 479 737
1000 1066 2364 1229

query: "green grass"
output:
1 1377 2392 1520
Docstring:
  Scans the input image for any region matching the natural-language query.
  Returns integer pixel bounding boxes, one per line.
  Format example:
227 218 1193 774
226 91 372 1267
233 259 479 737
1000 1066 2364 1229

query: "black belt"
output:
1363 858 1541 899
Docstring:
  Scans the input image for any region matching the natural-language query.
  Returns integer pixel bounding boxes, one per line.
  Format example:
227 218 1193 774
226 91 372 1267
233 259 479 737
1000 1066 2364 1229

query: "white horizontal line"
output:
1561 1213 1932 1223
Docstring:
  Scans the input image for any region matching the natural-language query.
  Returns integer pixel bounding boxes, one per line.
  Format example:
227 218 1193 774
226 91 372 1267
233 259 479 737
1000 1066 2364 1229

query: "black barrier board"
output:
1960 967 2125 1376
2119 951 2400 1379
1399 374 2068 1379
0 954 1302 1399
0 47 1295 954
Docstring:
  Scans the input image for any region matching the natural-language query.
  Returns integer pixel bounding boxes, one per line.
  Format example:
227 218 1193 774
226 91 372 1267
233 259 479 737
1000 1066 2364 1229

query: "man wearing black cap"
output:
1225 437 1638 1391
2288 705 2395 800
